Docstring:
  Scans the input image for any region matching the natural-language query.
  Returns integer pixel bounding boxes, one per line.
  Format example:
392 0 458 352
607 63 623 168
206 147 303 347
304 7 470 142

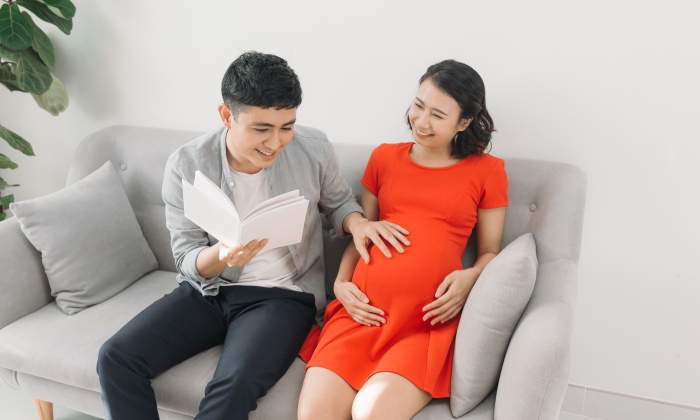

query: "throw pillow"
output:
450 232 538 416
10 161 159 315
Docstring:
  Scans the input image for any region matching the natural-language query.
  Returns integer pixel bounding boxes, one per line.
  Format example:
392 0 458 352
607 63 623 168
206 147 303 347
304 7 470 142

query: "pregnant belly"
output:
352 242 462 313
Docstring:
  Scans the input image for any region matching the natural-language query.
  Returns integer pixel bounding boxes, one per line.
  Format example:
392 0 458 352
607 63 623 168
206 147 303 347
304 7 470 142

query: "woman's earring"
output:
453 133 459 143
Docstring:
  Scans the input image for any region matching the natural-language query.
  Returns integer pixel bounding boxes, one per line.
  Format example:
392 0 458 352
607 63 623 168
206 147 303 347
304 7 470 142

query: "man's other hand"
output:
350 218 410 264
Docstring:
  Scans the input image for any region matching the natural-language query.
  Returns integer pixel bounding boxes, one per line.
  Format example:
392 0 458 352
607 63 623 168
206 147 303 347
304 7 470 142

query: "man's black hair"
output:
221 51 302 119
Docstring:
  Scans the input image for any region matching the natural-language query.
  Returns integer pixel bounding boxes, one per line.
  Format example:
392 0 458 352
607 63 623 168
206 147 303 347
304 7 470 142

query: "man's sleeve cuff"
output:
180 246 216 284
331 201 365 239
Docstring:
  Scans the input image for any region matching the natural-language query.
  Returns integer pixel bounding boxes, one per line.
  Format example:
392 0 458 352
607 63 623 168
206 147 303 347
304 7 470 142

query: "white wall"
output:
1 0 698 408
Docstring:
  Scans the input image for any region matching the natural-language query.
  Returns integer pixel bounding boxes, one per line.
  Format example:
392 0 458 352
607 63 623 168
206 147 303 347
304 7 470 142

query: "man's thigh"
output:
99 282 228 378
214 291 316 389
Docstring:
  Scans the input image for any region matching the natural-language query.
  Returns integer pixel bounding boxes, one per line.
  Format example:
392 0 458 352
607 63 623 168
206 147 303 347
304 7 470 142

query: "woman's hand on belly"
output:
334 281 387 327
421 268 481 325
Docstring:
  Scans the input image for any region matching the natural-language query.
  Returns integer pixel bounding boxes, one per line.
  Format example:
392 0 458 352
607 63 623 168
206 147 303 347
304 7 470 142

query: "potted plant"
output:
0 0 75 220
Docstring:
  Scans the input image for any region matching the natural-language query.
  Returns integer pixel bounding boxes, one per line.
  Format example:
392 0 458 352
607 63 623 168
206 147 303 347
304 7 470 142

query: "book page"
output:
244 196 306 221
183 179 241 247
242 189 299 221
240 199 309 251
193 171 239 221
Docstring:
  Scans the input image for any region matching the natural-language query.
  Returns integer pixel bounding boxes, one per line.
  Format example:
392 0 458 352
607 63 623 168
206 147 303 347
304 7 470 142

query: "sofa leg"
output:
32 398 54 420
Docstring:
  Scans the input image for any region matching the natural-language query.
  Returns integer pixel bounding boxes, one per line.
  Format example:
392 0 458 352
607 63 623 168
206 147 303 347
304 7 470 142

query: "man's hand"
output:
422 268 481 325
334 280 386 327
349 218 410 264
219 239 268 267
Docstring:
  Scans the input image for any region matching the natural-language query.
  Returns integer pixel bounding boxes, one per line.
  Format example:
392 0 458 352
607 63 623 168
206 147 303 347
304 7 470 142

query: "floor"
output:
0 378 95 420
0 376 600 420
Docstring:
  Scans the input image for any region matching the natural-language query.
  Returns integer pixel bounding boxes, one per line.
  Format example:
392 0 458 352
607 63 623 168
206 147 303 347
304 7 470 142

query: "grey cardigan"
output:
162 125 363 318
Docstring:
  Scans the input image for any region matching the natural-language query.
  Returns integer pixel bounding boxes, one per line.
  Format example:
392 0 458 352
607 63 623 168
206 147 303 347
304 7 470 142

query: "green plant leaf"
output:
0 154 19 169
0 194 14 207
0 4 34 50
22 11 55 68
0 45 51 93
0 123 35 156
0 175 20 190
40 0 76 20
0 44 22 62
15 47 52 94
32 72 68 115
15 0 72 35
0 63 23 92
0 213 6 221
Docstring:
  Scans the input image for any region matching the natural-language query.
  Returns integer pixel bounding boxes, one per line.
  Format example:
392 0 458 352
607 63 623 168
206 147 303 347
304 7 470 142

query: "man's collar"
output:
219 128 276 192
219 129 235 191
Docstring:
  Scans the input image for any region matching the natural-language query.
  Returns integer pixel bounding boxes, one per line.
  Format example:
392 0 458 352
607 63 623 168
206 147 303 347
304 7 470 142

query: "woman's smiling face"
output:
408 78 471 151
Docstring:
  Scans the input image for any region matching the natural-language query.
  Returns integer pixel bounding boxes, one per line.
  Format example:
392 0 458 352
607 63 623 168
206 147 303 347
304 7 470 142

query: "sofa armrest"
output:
494 258 577 420
0 217 52 330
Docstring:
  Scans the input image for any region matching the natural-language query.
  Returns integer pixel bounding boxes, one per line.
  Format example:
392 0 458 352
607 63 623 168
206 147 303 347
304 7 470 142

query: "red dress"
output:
305 142 508 398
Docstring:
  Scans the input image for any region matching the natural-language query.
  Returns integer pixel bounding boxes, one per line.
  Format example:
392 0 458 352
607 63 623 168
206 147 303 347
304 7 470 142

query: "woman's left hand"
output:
422 268 481 325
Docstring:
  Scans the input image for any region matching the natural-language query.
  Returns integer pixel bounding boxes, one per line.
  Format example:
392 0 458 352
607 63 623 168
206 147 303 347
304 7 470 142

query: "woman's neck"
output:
409 143 461 168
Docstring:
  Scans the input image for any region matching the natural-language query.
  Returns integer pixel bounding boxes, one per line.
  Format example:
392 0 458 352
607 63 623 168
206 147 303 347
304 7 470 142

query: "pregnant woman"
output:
298 60 509 420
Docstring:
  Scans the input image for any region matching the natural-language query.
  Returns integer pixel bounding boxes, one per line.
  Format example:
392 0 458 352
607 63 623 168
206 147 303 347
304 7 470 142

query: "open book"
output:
182 171 309 250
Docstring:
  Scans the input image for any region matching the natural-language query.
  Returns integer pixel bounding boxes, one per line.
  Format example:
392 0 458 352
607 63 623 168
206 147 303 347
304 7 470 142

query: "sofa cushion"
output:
14 360 308 419
9 161 159 315
0 270 178 391
0 270 308 417
451 233 538 416
12 370 496 420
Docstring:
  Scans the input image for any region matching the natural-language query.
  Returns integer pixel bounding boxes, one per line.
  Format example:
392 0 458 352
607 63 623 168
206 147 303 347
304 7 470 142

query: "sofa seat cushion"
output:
13 361 307 419
0 270 179 391
0 270 308 417
10 370 496 420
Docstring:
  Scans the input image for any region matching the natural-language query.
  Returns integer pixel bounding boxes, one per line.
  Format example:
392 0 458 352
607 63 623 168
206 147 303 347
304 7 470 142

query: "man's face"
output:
219 104 297 174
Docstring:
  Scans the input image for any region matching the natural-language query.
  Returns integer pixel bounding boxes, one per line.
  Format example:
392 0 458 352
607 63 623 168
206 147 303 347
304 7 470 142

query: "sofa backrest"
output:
66 125 587 299
67 126 204 273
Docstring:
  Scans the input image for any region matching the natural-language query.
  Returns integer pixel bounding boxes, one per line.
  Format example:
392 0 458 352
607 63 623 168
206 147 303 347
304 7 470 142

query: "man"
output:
96 52 403 419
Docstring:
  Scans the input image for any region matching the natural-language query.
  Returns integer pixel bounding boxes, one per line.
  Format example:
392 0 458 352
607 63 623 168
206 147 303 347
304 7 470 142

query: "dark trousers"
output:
96 282 316 420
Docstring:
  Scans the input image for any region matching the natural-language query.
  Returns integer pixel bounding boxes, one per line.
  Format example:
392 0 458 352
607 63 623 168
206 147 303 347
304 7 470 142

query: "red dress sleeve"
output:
478 158 509 209
360 144 384 196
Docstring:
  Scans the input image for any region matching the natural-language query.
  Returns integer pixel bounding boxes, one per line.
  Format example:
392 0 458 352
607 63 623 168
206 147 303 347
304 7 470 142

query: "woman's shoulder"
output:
475 152 504 164
372 142 411 152
368 142 410 161
465 153 506 183
473 152 505 170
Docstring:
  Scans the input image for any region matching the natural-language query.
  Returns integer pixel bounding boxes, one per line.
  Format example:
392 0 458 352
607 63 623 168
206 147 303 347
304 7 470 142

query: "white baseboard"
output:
561 384 700 420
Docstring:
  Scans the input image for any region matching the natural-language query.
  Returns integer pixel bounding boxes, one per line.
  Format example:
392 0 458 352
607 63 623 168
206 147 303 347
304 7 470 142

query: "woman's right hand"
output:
334 280 386 327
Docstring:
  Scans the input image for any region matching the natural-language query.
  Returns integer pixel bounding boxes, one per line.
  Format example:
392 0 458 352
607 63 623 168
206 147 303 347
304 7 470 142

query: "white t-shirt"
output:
226 167 300 292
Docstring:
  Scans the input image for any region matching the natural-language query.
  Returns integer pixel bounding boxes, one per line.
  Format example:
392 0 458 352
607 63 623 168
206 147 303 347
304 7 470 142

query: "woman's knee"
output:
297 382 338 420
296 395 321 420
298 367 354 420
352 372 431 420
298 394 347 420
352 395 398 420
351 393 380 420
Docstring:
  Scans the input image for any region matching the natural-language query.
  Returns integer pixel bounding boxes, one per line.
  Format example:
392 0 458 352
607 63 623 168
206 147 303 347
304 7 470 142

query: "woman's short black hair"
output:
407 60 494 158
221 51 302 119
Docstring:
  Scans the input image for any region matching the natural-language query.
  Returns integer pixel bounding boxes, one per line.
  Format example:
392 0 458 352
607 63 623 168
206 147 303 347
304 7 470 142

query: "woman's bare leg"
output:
352 372 432 420
298 367 357 420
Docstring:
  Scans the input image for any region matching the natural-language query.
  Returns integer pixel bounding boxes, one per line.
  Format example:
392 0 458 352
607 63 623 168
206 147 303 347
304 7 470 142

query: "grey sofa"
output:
0 125 587 420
